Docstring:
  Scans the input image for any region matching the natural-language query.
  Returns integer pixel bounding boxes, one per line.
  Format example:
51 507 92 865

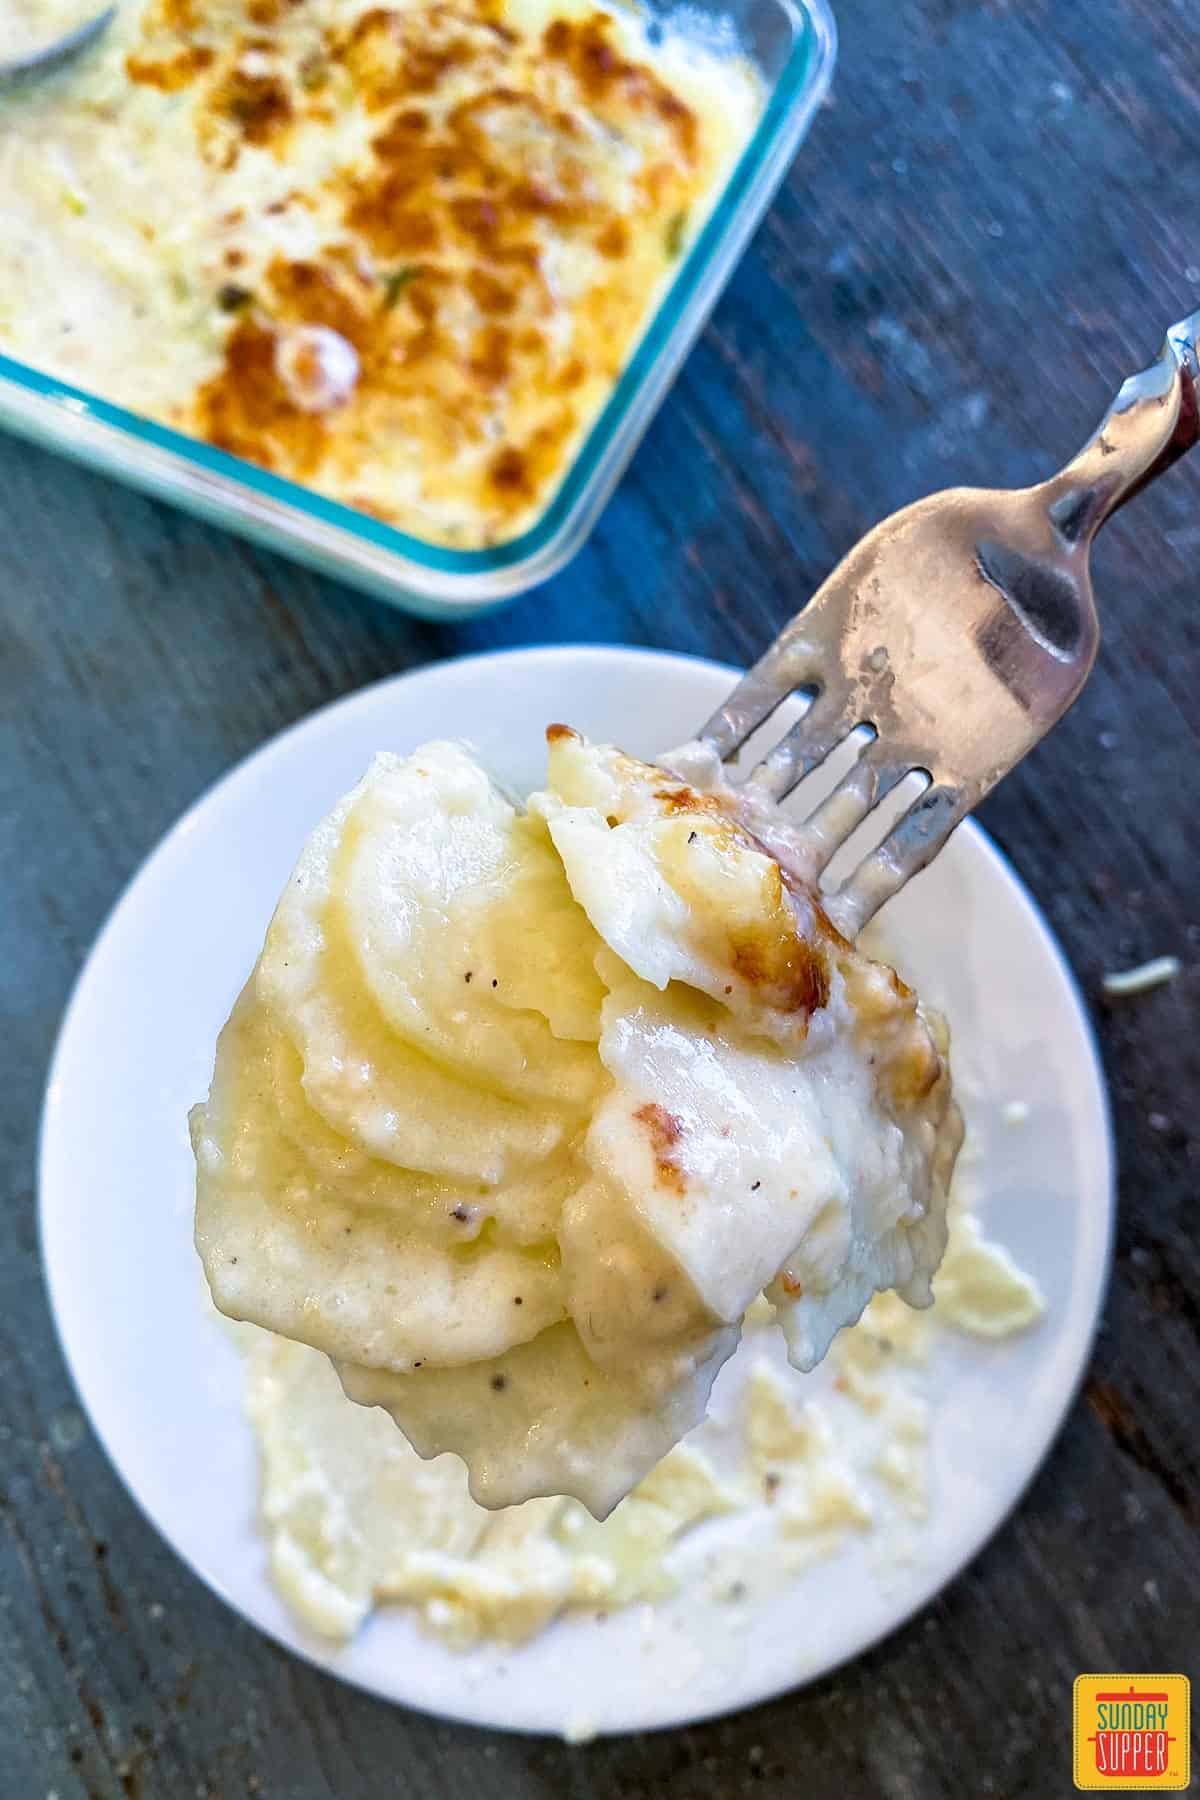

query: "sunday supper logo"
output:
1073 1676 1191 1789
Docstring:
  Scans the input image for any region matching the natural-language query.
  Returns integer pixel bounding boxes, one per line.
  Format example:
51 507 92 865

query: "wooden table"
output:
3 0 1196 1792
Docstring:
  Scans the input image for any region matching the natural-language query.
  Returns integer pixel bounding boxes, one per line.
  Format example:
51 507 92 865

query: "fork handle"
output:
1044 305 1200 543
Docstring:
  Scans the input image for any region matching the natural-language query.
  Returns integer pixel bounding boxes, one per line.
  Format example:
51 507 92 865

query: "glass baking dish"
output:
0 0 834 621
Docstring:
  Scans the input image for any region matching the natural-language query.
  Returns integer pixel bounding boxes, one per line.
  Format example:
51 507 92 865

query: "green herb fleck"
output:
217 283 253 313
381 266 421 308
62 188 87 218
664 210 689 259
299 55 330 92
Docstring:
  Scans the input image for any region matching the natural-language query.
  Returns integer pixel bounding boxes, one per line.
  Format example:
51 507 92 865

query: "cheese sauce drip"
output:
0 0 759 545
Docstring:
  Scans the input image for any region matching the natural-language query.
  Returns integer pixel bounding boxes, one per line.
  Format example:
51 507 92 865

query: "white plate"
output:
39 646 1114 1738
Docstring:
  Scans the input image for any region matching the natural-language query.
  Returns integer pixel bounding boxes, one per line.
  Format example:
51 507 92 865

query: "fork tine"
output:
744 690 859 801
798 739 916 873
825 783 970 938
698 638 822 759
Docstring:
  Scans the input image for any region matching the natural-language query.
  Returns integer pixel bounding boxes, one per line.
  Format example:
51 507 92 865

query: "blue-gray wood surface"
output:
3 0 1197 1794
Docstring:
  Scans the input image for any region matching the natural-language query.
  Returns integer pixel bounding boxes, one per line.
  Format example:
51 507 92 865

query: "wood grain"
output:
2 0 1197 1793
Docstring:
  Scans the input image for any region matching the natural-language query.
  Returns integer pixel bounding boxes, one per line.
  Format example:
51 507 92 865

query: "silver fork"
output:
697 307 1200 938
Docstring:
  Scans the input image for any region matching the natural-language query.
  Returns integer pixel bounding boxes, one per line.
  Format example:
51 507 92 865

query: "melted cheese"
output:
0 0 759 545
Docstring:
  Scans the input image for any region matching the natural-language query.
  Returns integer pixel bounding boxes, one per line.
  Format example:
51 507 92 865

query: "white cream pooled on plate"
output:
234 1193 1042 1650
237 1319 738 1645
193 729 962 1517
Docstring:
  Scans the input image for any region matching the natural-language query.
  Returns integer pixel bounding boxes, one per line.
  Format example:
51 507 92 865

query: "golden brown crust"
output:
126 44 215 87
546 732 953 1147
632 1102 687 1195
836 952 945 1112
727 885 832 1019
647 768 841 1020
119 0 726 541
644 759 952 1126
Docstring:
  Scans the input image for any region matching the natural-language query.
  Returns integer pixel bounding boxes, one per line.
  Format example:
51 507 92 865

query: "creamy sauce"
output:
239 1321 737 1643
0 0 759 545
237 1190 1044 1648
193 732 961 1520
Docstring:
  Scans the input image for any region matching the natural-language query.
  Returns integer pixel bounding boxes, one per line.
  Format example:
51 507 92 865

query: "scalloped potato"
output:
0 0 760 546
192 730 962 1517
